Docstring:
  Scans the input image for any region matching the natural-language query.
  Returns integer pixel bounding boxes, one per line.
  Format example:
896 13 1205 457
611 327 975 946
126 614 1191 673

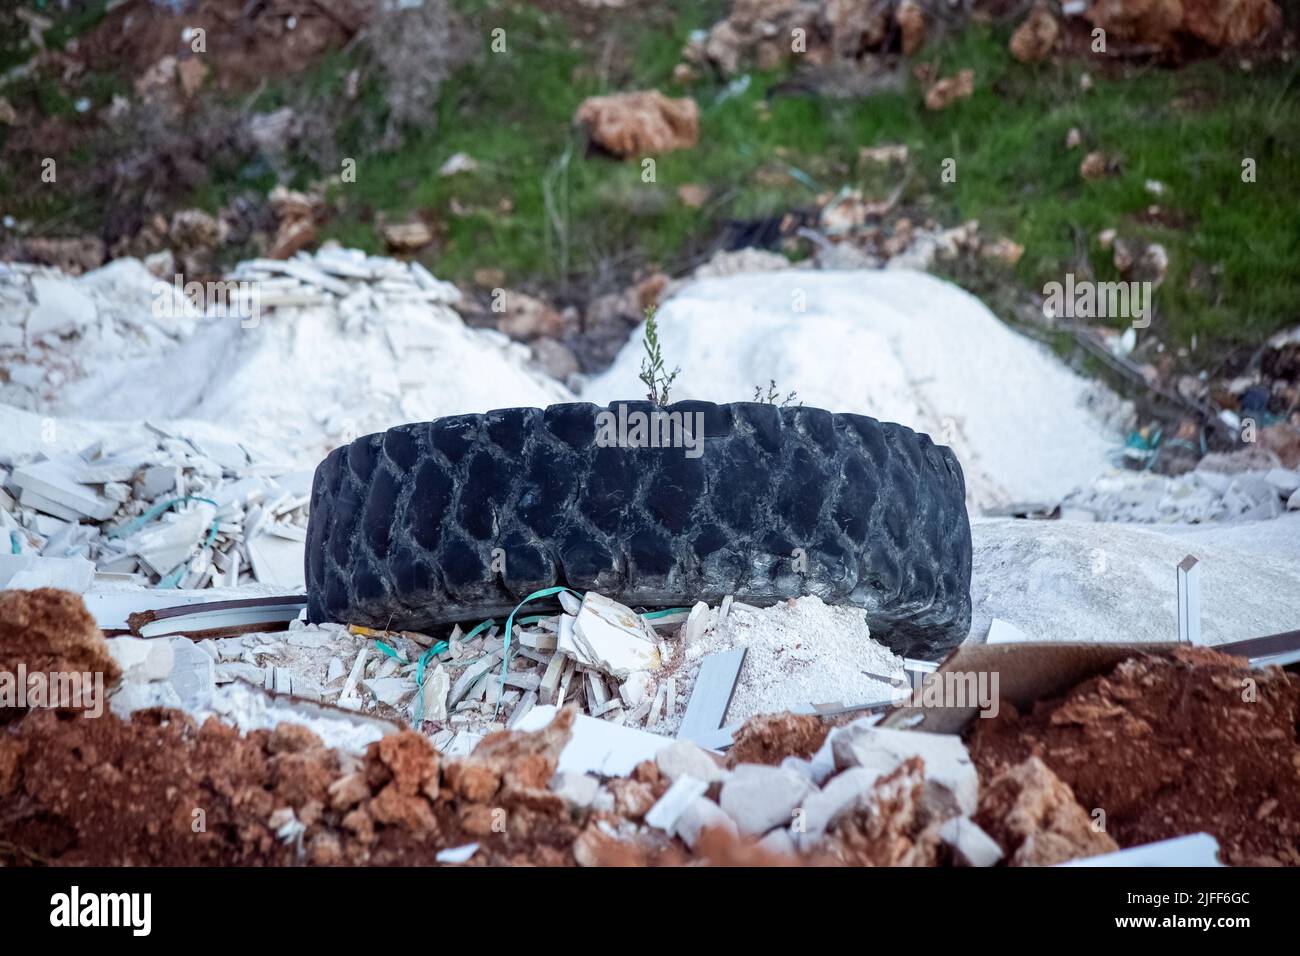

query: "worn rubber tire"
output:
306 401 972 658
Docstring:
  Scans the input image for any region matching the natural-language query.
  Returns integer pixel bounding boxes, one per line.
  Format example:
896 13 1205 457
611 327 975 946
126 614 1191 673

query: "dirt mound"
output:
0 704 592 866
0 589 120 692
968 648 1300 865
77 0 368 91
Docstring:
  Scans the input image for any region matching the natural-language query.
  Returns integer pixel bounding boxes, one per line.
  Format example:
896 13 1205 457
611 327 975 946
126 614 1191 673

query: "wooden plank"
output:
676 647 746 744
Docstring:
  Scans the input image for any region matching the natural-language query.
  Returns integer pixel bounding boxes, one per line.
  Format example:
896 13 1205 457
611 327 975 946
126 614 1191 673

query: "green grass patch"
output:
305 4 1297 357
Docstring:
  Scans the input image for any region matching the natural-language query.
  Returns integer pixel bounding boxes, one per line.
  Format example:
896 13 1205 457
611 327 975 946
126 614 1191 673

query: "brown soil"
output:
967 647 1300 866
77 0 368 91
725 712 830 767
0 588 120 720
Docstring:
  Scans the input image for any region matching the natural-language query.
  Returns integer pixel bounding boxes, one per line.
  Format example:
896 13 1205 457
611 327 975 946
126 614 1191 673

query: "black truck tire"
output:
305 401 972 658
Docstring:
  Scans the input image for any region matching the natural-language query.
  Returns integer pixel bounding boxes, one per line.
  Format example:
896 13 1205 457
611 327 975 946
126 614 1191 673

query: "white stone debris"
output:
1062 465 1300 524
718 763 813 836
564 591 664 677
830 723 978 821
939 816 1004 867
0 423 312 590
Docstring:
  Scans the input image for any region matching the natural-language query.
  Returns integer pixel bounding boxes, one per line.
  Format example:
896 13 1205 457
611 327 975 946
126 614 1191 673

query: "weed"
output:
639 306 680 405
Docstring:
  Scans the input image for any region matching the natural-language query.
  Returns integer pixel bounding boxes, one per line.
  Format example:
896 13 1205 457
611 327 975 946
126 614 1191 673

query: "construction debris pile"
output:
11 587 1284 867
1 429 312 591
0 246 570 468
1061 459 1300 524
106 591 908 765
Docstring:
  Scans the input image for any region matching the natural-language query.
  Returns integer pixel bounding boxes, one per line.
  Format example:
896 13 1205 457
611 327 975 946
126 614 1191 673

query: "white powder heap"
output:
585 269 1123 511
670 595 906 728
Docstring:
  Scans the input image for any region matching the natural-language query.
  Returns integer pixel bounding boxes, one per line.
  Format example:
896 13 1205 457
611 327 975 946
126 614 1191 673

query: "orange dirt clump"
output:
574 90 700 158
821 758 942 866
0 588 120 697
726 711 830 767
968 648 1300 865
975 757 1118 866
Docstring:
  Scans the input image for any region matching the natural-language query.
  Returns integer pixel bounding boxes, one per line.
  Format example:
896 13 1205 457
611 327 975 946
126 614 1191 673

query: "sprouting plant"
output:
639 306 680 405
753 379 801 407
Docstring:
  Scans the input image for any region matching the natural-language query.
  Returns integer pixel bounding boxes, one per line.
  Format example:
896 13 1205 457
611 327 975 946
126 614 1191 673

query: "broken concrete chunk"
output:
566 591 661 677
655 739 727 785
718 764 813 837
644 775 709 833
106 636 175 683
168 637 216 709
0 553 95 592
417 663 450 723
939 816 1004 867
757 826 797 859
130 502 215 576
796 766 881 849
550 772 602 809
11 458 118 521
28 276 96 340
362 677 412 708
831 723 978 822
682 600 711 647
246 531 305 587
673 797 738 851
110 680 183 717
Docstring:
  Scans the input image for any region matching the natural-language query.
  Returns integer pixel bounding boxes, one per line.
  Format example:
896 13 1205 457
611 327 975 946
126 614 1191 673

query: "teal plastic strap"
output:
402 595 687 722
495 586 583 715
109 496 221 586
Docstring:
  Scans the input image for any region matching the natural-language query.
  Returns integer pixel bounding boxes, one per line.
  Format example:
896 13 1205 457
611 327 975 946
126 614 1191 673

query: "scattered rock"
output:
896 0 926 55
939 816 1004 867
831 723 978 822
718 763 812 835
796 766 879 846
975 757 1119 866
676 183 710 208
1010 5 1060 63
674 795 739 849
496 290 566 341
924 69 974 111
1079 150 1108 181
575 90 700 157
106 636 175 684
656 739 727 784
380 220 435 254
15 237 105 276
1086 0 1281 50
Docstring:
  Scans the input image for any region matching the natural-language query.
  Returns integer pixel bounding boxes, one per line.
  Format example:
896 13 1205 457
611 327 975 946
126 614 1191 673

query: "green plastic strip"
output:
402 597 689 722
406 616 497 724
495 586 584 715
109 496 221 587
641 607 691 621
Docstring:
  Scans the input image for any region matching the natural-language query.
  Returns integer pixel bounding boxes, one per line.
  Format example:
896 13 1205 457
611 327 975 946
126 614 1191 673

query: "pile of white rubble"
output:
1061 464 1300 524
